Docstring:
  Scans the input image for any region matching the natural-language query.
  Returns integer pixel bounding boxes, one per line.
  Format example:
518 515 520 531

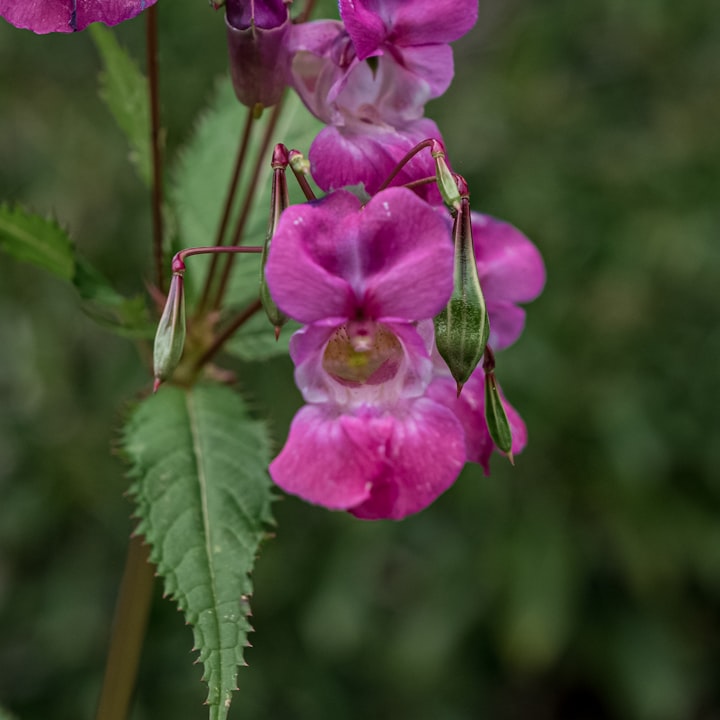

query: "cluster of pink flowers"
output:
3 0 546 520
260 1 545 519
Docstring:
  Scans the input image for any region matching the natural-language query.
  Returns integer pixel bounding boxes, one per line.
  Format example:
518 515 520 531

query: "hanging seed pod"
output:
153 258 187 392
484 371 514 461
434 190 490 395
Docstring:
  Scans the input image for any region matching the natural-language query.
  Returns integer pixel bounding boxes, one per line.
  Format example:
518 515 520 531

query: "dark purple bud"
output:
226 0 291 109
226 0 288 30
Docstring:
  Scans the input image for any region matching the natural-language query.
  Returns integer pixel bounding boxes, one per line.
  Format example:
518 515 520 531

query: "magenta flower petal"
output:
271 398 464 519
486 300 527 351
265 191 362 324
269 404 380 510
340 0 478 57
267 187 453 325
473 213 546 304
308 118 440 196
1 0 155 33
338 0 385 59
399 43 455 99
359 188 453 320
348 398 466 520
427 373 527 473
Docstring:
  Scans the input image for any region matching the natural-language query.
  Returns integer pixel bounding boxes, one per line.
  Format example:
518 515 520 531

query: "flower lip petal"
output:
269 404 383 510
348 397 466 520
270 398 466 519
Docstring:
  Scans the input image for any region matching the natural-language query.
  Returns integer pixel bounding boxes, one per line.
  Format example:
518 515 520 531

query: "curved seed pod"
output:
434 194 489 395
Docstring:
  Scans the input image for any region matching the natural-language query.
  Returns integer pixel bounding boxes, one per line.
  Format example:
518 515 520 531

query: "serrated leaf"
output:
169 79 324 307
123 383 274 720
90 24 151 186
74 257 154 338
225 313 300 362
0 204 152 338
0 204 74 280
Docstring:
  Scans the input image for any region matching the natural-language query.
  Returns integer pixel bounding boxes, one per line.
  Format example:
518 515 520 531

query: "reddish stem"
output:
147 5 164 293
194 298 263 369
297 0 318 22
375 138 435 193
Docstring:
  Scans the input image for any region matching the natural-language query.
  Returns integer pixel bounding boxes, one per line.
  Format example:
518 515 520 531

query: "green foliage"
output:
123 383 274 720
0 204 74 280
90 24 151 186
0 204 152 337
225 313 300 362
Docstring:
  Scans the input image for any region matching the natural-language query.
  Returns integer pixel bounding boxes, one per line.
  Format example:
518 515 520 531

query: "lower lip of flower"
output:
322 321 403 387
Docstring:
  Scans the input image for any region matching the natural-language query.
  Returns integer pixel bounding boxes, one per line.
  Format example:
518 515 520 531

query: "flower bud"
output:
431 139 461 210
434 194 489 395
153 262 187 392
226 0 291 109
260 144 290 334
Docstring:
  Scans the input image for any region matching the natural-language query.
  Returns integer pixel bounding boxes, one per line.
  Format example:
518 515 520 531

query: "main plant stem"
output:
147 4 165 293
95 536 155 720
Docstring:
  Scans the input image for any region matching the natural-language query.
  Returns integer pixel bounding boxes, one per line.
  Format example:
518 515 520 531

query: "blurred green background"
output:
1 0 719 718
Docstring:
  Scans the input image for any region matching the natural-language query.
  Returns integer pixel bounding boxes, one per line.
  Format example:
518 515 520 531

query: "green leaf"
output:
225 313 300 362
90 24 151 186
0 204 153 336
0 204 74 280
123 383 274 720
169 79 324 307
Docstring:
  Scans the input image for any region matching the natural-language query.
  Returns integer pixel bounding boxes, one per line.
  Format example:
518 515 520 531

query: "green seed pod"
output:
260 145 290 333
484 372 514 460
153 269 186 392
434 196 489 394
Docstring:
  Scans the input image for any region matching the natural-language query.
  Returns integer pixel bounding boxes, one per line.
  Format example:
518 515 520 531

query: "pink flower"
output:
289 0 478 194
265 187 467 519
1 0 156 33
